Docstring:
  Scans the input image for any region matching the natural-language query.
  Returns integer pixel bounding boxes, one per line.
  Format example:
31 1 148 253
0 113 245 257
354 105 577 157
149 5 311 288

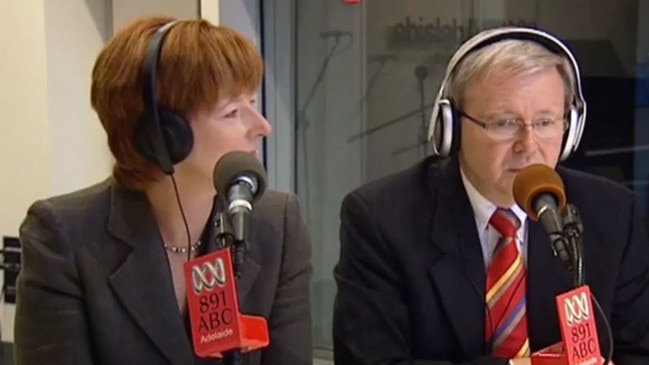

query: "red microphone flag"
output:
531 285 603 365
184 248 269 358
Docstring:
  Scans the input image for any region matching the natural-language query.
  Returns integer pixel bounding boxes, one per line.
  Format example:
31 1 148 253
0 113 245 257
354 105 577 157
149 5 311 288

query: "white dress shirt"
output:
460 167 529 269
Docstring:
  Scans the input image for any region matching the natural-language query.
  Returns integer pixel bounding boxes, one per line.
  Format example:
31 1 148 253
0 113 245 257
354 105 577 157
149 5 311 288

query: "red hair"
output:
91 16 264 190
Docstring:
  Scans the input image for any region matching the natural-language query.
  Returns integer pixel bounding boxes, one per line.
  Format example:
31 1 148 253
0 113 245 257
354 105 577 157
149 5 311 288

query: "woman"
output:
14 16 312 365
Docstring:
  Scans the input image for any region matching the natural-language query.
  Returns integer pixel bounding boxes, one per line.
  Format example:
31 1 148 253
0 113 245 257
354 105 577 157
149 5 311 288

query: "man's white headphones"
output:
427 27 587 161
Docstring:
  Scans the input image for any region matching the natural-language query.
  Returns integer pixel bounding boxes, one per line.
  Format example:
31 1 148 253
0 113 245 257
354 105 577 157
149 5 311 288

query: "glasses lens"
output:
535 120 567 138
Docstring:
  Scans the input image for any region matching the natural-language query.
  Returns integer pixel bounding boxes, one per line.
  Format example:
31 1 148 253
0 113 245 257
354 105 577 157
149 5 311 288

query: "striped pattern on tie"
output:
485 208 530 359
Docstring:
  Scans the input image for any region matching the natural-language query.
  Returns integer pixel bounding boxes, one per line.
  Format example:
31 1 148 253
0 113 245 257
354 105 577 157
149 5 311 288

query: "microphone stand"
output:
562 204 584 287
360 54 397 110
561 204 613 365
389 65 431 158
347 102 436 143
213 211 244 365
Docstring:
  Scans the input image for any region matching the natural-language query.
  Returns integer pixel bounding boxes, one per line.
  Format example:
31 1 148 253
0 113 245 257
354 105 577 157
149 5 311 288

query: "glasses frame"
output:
456 108 569 140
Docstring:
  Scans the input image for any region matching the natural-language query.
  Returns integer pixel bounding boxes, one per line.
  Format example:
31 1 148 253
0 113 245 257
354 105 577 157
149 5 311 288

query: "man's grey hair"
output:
445 39 576 110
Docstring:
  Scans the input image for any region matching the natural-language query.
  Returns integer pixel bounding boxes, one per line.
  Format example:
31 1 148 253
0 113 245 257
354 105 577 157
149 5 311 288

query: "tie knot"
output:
489 208 521 238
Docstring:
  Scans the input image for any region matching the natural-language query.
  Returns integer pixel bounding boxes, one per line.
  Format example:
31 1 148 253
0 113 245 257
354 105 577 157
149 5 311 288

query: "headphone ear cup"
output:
134 109 194 168
433 99 458 157
558 106 579 161
448 106 462 156
157 108 194 164
134 116 158 165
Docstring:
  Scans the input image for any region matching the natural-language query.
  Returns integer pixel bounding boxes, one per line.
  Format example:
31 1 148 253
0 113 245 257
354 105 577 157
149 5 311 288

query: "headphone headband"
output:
143 21 179 111
427 27 587 160
141 20 181 175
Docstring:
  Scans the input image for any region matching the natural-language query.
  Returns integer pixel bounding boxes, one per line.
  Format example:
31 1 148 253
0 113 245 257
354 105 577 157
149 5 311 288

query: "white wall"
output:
0 0 112 343
0 3 51 242
44 0 114 196
112 0 200 31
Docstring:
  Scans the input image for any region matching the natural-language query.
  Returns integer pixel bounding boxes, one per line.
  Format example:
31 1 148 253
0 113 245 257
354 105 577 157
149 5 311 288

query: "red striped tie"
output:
485 208 530 359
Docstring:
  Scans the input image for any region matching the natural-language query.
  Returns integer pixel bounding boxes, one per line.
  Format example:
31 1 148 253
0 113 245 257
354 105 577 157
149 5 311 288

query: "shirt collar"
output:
459 166 527 234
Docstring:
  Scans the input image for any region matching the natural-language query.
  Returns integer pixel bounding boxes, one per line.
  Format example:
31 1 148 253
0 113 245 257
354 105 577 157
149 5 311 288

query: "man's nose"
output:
515 124 538 153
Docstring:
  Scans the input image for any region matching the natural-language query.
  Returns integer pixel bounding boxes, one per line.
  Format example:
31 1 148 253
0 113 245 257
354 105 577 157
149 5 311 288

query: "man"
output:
332 27 649 365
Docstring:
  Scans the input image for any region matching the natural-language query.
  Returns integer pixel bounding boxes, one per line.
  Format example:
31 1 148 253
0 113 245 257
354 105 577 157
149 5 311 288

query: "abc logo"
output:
563 292 590 326
191 258 227 294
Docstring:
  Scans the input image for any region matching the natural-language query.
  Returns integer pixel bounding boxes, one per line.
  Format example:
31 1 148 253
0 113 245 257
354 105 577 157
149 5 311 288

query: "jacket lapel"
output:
106 184 193 365
427 157 488 358
237 222 261 307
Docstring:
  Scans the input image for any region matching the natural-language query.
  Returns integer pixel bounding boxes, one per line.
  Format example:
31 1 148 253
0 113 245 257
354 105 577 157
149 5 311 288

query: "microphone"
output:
184 151 270 362
213 151 267 243
512 164 571 265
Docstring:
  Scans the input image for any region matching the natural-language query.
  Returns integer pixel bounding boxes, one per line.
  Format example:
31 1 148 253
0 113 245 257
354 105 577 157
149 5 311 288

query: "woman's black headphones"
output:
135 20 194 175
427 27 587 161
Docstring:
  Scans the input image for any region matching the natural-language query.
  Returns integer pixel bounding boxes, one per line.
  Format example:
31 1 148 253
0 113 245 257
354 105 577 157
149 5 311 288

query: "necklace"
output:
164 240 202 254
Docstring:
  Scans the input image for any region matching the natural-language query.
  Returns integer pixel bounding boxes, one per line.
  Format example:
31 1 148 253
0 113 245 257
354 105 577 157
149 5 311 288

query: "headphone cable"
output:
170 175 193 262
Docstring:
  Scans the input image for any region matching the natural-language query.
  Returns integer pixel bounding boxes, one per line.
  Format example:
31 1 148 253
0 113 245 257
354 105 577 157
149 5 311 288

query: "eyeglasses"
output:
457 109 568 141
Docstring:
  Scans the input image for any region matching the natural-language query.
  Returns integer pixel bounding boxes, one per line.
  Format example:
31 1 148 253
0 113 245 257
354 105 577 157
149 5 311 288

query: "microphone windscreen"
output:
213 151 267 201
512 164 566 220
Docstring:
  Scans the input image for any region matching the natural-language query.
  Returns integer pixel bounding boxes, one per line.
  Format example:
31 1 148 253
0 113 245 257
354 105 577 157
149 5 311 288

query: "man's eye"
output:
537 119 554 127
494 119 517 128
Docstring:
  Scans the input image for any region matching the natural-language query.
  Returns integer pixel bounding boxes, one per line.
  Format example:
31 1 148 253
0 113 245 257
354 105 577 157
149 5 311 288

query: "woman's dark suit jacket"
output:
13 178 313 365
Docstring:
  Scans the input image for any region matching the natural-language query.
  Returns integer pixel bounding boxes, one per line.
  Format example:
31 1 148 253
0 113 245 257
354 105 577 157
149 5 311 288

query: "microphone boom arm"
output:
561 204 613 365
213 210 245 365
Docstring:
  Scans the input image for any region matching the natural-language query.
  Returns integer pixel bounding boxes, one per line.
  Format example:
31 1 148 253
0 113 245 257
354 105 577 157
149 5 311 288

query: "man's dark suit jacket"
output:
333 156 649 365
13 179 313 365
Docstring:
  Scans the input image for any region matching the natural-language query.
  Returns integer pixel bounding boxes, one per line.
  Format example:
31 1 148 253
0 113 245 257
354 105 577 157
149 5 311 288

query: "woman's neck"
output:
144 176 215 250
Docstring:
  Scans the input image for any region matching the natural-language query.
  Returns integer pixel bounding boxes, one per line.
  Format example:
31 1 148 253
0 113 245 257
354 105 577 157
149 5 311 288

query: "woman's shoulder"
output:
27 178 114 221
249 189 306 247
19 179 118 247
252 189 304 226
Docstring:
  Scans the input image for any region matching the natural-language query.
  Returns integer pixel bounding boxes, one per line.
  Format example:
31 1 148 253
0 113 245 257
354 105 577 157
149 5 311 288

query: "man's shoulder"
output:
558 165 635 202
557 165 641 227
